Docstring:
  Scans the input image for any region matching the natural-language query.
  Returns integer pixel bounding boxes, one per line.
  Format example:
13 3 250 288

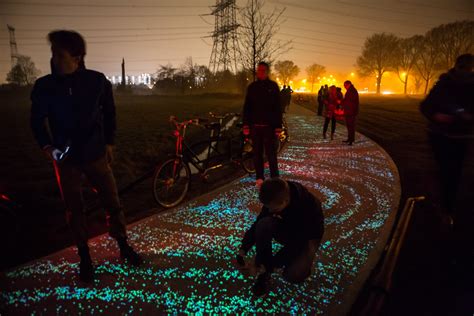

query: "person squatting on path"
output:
243 62 283 187
30 30 142 283
236 178 325 296
342 80 359 146
420 53 474 228
322 85 342 140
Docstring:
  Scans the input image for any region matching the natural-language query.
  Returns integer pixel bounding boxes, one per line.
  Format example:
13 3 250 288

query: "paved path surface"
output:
0 105 400 315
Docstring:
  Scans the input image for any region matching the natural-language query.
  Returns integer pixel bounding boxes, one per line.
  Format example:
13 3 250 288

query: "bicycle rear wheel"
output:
153 158 191 208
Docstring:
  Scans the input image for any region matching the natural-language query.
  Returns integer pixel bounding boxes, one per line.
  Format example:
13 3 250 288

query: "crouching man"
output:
236 178 325 296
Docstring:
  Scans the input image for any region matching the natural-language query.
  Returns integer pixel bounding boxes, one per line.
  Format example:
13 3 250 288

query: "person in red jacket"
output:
322 85 341 140
341 80 359 145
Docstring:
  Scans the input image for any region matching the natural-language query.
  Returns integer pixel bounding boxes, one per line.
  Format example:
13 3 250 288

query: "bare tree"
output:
431 20 474 71
356 33 399 94
238 0 292 81
393 35 423 95
6 55 40 86
156 63 176 80
274 60 299 85
306 63 326 93
415 30 441 94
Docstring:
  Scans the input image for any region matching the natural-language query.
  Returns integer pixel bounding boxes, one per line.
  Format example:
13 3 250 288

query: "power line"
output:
0 1 208 9
278 32 362 49
13 26 212 33
0 36 205 46
0 12 199 18
270 0 441 29
3 31 208 41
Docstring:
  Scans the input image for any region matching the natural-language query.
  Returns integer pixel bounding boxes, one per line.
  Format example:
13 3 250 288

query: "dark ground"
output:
1 90 473 314
296 94 474 316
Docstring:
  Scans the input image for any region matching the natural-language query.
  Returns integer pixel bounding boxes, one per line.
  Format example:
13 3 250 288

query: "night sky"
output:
0 0 472 83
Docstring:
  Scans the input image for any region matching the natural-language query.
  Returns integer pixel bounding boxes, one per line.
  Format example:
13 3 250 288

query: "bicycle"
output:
152 114 255 208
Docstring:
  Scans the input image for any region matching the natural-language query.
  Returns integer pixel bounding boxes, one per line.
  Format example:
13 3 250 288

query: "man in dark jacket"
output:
236 178 325 296
420 53 474 227
342 80 359 145
30 30 142 283
243 62 283 187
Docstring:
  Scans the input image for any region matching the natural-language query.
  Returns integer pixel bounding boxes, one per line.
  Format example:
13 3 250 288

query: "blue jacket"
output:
30 67 116 163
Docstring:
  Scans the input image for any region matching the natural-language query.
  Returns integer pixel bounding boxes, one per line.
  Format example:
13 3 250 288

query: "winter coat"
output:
243 79 283 129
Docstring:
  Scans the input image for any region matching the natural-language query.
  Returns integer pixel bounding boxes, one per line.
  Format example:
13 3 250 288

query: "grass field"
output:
0 88 245 268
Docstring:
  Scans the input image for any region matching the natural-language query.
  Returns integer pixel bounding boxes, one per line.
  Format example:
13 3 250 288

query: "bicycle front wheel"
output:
153 158 191 208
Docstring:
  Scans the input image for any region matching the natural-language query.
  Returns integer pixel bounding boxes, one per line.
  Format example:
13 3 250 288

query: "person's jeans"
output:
345 115 356 142
251 125 279 180
429 133 468 213
241 216 322 283
323 117 336 135
53 154 127 248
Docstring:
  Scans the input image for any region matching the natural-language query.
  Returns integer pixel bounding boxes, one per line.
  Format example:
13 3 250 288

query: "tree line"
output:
356 20 473 94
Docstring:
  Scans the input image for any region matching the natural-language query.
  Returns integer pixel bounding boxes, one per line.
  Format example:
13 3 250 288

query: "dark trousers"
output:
323 117 336 135
251 125 279 180
345 116 356 142
241 216 322 283
317 101 323 116
429 133 468 213
54 154 127 248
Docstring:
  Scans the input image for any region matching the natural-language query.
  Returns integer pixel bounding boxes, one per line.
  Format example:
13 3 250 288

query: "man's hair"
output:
259 178 289 204
454 53 473 71
257 61 270 69
48 30 86 66
344 80 352 85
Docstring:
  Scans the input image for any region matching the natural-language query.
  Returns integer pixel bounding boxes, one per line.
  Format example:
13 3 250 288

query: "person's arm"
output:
30 79 53 151
240 207 269 253
101 76 116 146
300 191 324 241
420 75 452 123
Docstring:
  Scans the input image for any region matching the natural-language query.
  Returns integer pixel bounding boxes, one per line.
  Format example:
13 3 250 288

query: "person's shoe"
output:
342 139 350 143
78 246 94 283
256 179 264 188
120 244 143 266
323 133 327 139
252 272 271 297
330 133 334 140
348 142 353 146
235 254 246 269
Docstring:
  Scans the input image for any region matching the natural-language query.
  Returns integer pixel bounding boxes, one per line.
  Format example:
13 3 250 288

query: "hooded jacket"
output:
420 68 474 138
254 181 324 242
242 79 283 129
30 62 116 163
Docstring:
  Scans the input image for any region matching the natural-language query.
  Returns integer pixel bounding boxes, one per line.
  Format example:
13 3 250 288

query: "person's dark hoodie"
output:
242 78 282 129
30 59 116 163
256 181 324 242
420 68 474 138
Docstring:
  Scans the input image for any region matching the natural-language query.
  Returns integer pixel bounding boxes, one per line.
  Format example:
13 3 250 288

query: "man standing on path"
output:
342 80 359 146
243 62 282 187
30 30 142 283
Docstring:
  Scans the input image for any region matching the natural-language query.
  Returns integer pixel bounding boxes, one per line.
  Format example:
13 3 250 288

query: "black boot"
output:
78 245 94 283
252 272 271 297
117 238 143 266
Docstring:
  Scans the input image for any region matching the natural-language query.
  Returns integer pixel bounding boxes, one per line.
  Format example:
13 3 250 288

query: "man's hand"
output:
243 125 250 136
43 145 62 161
106 145 114 164
275 128 283 137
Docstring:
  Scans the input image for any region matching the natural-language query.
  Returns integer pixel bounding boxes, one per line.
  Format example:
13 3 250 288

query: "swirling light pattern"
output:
0 116 400 315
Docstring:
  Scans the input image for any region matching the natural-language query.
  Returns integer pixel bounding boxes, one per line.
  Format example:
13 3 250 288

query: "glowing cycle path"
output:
0 114 400 315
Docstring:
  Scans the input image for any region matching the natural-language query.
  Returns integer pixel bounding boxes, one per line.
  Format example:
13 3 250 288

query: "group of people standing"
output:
317 82 359 145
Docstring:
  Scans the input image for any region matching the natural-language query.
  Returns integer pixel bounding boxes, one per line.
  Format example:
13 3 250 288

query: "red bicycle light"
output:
0 194 11 201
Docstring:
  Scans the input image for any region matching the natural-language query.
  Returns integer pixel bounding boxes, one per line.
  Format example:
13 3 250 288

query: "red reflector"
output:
173 130 180 137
